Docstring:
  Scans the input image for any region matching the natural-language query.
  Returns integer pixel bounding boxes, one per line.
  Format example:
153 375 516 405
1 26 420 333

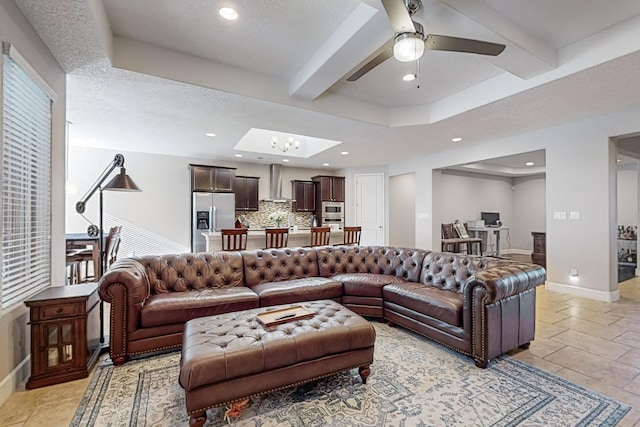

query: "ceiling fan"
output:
347 0 506 81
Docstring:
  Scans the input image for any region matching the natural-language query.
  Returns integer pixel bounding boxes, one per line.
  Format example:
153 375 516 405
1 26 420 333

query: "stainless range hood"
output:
262 164 290 203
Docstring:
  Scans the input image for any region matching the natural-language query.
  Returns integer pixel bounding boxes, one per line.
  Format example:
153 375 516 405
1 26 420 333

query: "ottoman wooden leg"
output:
189 410 207 427
358 365 371 384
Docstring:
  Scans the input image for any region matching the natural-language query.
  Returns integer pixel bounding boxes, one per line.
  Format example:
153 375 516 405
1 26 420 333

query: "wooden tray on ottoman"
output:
256 305 314 327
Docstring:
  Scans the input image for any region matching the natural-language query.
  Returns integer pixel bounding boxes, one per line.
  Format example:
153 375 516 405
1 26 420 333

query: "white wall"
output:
389 105 640 302
512 175 546 251
617 164 637 226
389 173 416 247
437 169 514 228
0 0 66 404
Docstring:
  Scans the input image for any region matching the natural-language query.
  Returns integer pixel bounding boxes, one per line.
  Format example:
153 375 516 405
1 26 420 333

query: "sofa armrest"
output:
98 258 150 364
464 262 545 367
98 258 150 305
465 263 546 304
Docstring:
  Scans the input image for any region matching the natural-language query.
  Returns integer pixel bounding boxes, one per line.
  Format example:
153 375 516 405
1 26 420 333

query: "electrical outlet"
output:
570 268 578 277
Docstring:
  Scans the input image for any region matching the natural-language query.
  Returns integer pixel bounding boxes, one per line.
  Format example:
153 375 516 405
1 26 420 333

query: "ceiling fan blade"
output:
381 0 416 33
347 40 394 81
424 34 506 56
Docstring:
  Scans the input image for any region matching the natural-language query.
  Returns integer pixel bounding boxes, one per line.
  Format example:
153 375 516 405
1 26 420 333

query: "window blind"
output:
1 47 52 309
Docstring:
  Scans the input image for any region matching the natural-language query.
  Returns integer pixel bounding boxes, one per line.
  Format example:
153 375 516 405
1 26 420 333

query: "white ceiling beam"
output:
87 0 113 62
440 0 557 78
288 2 392 101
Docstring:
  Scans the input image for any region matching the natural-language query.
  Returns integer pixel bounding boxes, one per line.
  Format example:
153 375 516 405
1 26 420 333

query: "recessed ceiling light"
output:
323 163 330 166
234 154 243 158
525 161 535 166
205 132 216 137
402 73 416 82
282 159 290 163
341 151 349 155
617 159 621 163
219 7 238 20
451 137 463 142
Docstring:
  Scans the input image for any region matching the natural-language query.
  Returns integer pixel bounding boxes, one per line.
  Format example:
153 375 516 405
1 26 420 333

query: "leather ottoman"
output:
179 299 376 427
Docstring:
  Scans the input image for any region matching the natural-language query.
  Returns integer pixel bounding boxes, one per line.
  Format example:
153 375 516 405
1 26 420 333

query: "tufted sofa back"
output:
242 247 320 287
420 252 514 293
316 246 428 282
136 252 245 294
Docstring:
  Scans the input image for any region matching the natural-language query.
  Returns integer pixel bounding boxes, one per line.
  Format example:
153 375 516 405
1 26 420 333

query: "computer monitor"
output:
481 212 500 227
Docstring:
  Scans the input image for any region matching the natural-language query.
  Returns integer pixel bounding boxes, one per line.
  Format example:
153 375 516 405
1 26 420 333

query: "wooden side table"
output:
24 283 101 389
531 232 546 268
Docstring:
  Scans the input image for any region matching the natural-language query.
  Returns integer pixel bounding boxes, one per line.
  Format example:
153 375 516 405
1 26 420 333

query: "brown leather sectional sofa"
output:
98 245 545 368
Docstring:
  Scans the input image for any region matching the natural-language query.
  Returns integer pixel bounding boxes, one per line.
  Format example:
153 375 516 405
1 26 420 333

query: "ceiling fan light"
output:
393 34 424 62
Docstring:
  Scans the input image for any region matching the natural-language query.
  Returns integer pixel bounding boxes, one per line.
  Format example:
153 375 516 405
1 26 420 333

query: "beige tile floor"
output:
1 276 640 426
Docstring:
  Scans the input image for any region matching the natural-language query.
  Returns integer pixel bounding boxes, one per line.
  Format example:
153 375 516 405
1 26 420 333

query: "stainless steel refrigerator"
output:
192 192 236 252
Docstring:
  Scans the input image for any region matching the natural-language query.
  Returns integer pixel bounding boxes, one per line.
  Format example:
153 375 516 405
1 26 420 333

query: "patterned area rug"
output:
72 323 629 426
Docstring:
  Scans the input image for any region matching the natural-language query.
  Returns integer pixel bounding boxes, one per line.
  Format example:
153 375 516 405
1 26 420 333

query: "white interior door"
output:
356 173 384 245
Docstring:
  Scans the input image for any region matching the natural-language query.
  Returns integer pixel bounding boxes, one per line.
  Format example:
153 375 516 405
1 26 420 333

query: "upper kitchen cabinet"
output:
312 176 345 202
190 165 236 192
292 180 315 212
235 176 260 211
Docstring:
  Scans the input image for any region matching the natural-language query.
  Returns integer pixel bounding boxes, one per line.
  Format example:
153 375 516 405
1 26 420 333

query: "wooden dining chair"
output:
342 226 361 245
265 228 289 249
310 226 331 247
221 228 248 251
104 225 122 269
73 225 122 282
441 222 482 255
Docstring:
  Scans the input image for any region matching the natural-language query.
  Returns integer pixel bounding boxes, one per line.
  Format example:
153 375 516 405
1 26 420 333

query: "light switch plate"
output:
569 211 581 220
553 211 567 220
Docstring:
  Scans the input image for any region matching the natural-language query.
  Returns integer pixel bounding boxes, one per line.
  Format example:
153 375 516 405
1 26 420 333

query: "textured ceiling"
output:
13 0 640 170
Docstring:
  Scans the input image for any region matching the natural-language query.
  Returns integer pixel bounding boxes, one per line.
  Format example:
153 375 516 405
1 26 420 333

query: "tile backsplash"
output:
236 201 313 229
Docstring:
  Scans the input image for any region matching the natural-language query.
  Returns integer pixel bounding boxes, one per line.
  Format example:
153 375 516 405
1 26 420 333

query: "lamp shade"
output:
393 33 425 62
103 167 141 191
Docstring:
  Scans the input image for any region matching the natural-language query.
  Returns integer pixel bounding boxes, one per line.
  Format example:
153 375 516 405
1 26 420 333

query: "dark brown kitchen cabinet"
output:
312 175 345 202
235 176 260 211
292 180 315 212
190 165 236 192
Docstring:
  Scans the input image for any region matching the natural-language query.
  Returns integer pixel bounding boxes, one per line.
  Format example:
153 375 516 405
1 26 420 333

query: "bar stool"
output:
265 228 289 249
221 228 247 251
310 227 331 246
341 226 361 245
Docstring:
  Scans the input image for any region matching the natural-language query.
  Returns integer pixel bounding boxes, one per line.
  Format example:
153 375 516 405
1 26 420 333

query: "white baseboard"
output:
0 355 29 407
502 249 530 256
545 281 621 302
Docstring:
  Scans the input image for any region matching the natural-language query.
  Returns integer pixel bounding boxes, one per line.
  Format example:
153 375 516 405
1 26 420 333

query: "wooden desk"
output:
467 227 509 256
65 233 101 278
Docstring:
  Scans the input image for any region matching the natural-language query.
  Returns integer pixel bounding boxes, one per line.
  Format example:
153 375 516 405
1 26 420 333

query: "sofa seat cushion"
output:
141 287 259 328
333 273 406 298
251 277 343 307
383 283 463 327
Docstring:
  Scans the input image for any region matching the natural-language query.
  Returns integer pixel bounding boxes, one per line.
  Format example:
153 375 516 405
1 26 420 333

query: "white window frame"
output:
1 42 54 311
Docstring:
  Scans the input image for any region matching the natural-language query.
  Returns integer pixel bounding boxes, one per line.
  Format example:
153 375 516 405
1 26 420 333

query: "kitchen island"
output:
202 228 344 251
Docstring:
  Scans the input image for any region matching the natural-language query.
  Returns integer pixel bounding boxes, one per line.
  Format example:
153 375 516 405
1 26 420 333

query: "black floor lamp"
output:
75 153 141 344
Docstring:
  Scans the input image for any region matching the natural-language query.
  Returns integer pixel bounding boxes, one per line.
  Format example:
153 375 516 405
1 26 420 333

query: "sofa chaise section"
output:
383 252 544 367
